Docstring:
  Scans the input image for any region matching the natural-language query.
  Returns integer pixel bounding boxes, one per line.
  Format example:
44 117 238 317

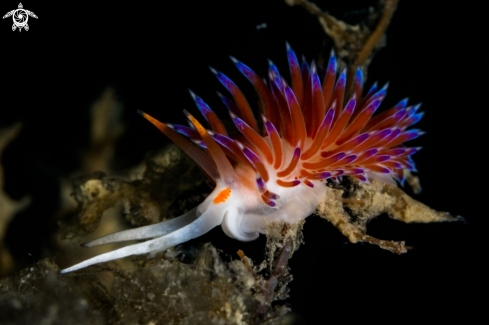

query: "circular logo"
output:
3 4 38 32
13 9 28 27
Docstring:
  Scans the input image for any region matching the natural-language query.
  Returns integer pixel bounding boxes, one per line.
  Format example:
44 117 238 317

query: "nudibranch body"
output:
61 44 423 273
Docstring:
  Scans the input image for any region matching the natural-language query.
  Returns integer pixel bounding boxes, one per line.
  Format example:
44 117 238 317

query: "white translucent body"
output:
61 138 328 273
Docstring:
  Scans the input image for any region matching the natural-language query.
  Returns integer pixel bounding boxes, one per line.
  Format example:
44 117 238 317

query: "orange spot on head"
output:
213 188 231 204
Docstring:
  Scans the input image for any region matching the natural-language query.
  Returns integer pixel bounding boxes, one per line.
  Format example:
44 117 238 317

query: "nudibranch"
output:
61 43 423 273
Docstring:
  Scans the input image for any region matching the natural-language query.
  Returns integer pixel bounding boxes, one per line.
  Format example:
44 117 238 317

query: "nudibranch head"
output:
61 43 423 273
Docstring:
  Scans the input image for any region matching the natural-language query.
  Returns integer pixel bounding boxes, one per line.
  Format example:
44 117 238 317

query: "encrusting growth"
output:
61 43 425 273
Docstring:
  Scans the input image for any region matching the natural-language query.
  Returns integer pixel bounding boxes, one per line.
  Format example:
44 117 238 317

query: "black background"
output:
0 0 484 323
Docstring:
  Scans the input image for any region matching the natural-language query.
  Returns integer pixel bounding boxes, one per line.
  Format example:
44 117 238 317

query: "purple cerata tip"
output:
352 168 364 175
362 148 378 159
293 147 301 158
379 167 391 174
269 192 280 200
336 71 346 88
355 68 363 85
333 170 344 176
333 152 346 161
322 107 335 125
256 175 266 189
394 99 408 111
367 99 382 113
375 155 391 163
355 133 370 143
391 162 403 169
403 129 422 141
344 98 356 114
356 175 368 182
233 117 245 129
265 121 275 134
393 109 407 120
344 155 358 164
391 148 406 156
387 128 402 141
321 172 332 178
365 82 378 98
327 54 336 72
377 128 392 138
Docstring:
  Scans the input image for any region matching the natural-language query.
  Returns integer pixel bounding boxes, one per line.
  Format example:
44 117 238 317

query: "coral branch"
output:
316 178 462 254
255 238 291 323
347 0 399 91
355 0 398 66
285 0 355 43
285 0 399 96
254 221 304 323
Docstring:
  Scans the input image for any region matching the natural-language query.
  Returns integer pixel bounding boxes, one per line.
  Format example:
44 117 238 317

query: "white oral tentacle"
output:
60 207 225 274
82 207 199 248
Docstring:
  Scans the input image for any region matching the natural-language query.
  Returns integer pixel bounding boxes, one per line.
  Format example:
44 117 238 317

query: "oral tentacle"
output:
60 208 224 274
82 207 199 248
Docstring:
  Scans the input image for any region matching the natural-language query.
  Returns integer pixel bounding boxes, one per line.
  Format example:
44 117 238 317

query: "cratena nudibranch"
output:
61 43 423 273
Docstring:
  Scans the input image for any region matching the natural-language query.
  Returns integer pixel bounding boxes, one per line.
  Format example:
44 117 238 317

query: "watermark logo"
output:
3 3 37 32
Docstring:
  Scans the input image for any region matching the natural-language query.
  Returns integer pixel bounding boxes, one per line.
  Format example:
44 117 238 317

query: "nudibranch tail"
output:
62 43 425 273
